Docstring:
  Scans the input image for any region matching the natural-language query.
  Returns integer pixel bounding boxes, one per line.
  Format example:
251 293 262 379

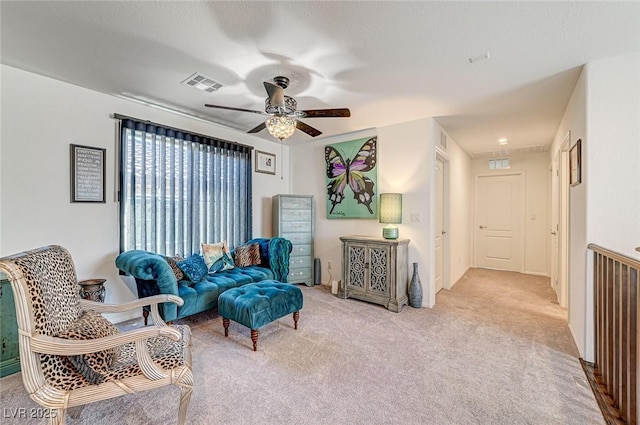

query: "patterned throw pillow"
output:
176 254 208 283
234 243 261 267
201 241 235 274
57 310 120 384
165 255 185 281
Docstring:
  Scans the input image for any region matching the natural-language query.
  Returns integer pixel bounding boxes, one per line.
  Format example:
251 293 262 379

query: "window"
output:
489 157 510 170
118 117 252 256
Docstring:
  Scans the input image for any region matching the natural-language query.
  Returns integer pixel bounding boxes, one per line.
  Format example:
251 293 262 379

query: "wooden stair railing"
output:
584 244 640 425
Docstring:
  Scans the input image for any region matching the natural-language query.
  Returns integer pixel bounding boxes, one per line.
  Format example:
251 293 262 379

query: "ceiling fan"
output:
204 76 350 141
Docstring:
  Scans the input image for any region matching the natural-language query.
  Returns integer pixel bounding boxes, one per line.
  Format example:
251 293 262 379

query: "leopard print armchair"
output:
0 245 193 425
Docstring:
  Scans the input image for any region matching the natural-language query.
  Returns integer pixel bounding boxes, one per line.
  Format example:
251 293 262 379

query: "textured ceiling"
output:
1 1 639 154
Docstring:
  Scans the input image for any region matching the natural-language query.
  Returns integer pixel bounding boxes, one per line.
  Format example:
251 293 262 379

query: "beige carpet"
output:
0 268 604 424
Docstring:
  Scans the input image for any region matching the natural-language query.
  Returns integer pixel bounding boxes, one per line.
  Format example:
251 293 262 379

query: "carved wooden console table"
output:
338 236 409 312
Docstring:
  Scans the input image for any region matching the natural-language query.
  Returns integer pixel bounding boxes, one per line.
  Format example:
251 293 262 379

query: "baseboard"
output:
523 270 550 277
448 265 471 290
580 359 624 425
567 322 583 358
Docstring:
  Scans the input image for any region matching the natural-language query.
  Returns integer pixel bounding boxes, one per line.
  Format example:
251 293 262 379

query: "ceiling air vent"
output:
181 72 223 93
439 131 447 150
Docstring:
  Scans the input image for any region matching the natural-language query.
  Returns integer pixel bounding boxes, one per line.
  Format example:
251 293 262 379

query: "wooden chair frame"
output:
0 246 193 425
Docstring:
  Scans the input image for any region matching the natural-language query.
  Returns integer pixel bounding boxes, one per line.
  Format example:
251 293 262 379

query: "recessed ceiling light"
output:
498 138 509 145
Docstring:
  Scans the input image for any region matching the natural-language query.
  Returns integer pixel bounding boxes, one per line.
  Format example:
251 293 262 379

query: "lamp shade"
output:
379 193 402 224
265 115 296 141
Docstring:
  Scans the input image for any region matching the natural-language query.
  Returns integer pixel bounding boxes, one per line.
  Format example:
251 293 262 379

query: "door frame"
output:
551 150 559 294
558 131 571 308
473 170 526 273
435 151 451 290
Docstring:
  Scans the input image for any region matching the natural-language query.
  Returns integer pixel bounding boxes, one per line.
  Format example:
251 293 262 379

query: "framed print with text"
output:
71 144 106 202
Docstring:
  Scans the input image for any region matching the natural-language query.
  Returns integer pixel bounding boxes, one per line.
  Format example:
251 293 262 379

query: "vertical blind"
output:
119 117 252 256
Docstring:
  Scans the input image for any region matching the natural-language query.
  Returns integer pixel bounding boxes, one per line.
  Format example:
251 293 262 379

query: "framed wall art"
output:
255 150 276 175
70 144 106 203
325 136 378 219
569 139 582 187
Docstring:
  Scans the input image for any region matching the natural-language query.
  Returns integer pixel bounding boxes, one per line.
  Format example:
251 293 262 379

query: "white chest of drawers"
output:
272 195 314 286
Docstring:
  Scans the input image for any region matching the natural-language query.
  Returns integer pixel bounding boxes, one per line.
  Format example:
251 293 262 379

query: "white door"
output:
475 173 524 272
435 158 444 292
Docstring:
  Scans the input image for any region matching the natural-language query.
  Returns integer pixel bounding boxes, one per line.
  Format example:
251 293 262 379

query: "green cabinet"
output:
1 274 21 377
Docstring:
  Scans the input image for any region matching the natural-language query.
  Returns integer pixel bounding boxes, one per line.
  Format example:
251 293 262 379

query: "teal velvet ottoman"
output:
218 281 303 351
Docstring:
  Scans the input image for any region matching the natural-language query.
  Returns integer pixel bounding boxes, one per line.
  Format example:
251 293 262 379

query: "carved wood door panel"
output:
346 243 389 296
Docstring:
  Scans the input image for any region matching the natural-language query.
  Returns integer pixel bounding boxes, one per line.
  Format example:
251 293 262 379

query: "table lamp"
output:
379 193 402 239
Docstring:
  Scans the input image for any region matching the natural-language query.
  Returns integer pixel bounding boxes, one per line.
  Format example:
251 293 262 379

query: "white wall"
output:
471 152 550 276
583 52 640 361
550 52 640 361
290 117 472 307
290 119 434 305
550 67 587 356
586 52 640 257
0 65 290 322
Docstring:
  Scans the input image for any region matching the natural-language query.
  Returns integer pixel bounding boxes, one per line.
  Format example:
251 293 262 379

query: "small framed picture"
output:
255 150 276 175
569 139 582 187
71 144 106 202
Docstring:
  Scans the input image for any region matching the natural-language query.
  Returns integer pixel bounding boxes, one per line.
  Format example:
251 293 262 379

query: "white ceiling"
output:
1 1 639 155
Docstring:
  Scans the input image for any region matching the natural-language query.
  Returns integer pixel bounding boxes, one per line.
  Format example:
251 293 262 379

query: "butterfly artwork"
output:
325 136 378 219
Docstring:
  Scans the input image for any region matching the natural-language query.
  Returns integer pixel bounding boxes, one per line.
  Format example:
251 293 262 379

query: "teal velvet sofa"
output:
115 238 292 323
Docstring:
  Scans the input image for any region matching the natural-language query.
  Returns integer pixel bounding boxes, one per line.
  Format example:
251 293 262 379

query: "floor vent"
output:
181 72 223 93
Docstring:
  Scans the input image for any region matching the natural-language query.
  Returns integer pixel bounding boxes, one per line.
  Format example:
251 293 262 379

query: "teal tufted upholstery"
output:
115 250 181 320
245 237 293 282
115 238 292 322
218 281 303 331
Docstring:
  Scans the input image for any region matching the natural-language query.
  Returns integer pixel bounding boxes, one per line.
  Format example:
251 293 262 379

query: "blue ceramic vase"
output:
409 262 423 308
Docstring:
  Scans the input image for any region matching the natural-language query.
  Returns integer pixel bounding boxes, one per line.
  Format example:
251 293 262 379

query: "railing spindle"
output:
622 264 629 420
587 244 640 425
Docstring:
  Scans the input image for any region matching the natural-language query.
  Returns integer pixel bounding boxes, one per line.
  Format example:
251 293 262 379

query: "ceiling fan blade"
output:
299 108 351 118
296 120 322 137
263 82 285 108
247 122 266 134
204 104 266 115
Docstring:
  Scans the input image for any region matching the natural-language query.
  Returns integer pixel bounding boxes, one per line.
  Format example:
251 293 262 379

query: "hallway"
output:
435 267 604 424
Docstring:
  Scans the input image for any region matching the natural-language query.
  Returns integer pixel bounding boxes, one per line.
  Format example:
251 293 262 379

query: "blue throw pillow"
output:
176 254 208 283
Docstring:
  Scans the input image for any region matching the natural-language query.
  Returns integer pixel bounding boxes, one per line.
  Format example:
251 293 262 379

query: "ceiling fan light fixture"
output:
265 115 296 141
265 95 297 115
